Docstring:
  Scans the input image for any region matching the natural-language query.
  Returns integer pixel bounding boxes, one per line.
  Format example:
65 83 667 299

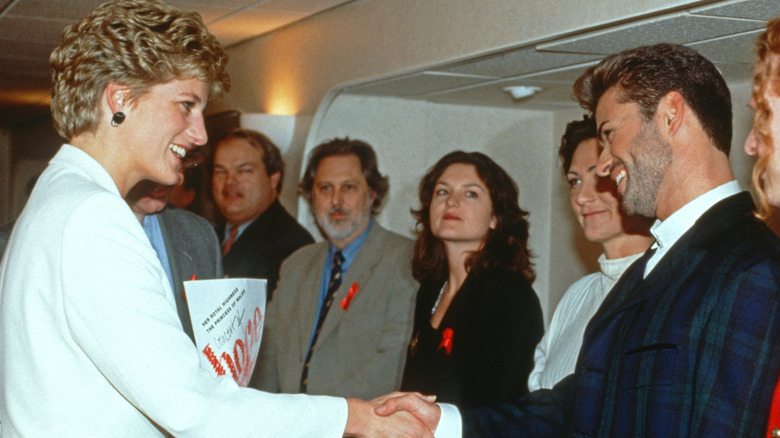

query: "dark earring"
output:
111 112 125 127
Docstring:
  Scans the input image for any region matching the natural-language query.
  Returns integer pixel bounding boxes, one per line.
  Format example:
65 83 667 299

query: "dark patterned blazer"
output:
463 192 780 437
157 206 222 342
217 200 313 300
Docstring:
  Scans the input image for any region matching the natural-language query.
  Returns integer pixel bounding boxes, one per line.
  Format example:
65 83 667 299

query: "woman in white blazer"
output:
0 1 426 436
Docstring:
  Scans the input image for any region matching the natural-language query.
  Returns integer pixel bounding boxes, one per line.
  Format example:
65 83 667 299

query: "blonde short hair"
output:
50 0 230 140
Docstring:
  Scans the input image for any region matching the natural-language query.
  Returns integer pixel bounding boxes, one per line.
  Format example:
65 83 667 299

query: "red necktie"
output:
221 225 238 257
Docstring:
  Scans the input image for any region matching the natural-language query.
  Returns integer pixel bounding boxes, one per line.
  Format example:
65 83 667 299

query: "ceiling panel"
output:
204 9 306 47
169 0 259 8
0 0 775 127
346 72 492 97
4 0 102 20
166 4 238 24
436 47 601 79
538 13 764 56
346 3 769 112
0 0 354 126
0 16 71 43
252 0 349 13
688 30 764 64
512 61 599 84
692 0 780 20
422 79 578 110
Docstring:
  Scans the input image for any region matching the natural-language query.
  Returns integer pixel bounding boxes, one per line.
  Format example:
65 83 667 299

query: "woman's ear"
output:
105 82 131 114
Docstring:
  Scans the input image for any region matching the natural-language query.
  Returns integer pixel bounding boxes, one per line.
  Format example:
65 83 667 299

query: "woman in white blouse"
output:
527 115 654 391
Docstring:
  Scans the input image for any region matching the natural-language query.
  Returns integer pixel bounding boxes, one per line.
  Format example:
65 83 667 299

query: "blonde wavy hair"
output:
751 18 780 218
50 0 230 140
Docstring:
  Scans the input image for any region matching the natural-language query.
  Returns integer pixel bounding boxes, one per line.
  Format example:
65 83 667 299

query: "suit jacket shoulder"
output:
157 206 222 341
220 200 313 296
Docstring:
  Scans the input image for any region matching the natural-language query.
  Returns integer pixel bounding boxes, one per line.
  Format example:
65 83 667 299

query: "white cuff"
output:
433 403 462 438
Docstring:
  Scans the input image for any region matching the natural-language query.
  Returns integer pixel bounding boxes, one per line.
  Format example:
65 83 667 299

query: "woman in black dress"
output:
401 151 543 407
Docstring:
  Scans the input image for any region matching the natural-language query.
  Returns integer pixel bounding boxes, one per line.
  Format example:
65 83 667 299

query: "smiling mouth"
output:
169 144 186 159
583 210 605 218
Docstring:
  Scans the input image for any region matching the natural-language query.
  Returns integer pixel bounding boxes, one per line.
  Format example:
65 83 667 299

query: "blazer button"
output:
771 428 780 438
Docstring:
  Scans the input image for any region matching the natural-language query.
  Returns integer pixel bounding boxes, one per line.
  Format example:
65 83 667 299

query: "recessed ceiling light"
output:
503 85 542 100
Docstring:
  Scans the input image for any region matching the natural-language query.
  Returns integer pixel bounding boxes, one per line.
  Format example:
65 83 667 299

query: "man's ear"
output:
657 90 685 137
270 171 282 194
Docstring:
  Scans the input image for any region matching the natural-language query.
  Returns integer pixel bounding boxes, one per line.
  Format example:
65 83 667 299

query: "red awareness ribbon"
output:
340 282 359 310
438 328 453 355
182 274 197 299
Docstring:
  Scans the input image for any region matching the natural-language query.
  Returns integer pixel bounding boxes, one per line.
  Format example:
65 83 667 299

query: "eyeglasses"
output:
181 148 207 169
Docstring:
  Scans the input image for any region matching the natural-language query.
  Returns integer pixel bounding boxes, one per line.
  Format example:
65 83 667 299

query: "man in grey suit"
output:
126 177 223 342
251 138 417 400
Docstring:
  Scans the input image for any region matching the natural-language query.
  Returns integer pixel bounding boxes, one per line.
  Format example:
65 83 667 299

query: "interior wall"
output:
299 94 560 321
0 128 11 226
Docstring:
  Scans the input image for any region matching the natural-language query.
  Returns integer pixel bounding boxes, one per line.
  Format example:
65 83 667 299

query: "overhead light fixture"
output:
503 85 542 100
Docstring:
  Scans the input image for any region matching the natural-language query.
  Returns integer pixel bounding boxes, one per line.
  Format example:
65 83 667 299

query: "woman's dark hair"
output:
559 115 597 177
411 151 535 284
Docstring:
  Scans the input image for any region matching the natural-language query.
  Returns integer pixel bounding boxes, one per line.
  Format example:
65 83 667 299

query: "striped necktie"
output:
300 250 344 392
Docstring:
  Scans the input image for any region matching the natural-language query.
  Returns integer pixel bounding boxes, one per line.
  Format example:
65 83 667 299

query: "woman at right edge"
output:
744 16 780 438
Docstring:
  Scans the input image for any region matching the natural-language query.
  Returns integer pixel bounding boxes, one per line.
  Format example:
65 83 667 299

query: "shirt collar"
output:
650 180 742 251
327 218 373 273
644 180 742 277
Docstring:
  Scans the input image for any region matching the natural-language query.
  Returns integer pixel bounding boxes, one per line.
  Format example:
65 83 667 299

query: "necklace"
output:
431 280 448 315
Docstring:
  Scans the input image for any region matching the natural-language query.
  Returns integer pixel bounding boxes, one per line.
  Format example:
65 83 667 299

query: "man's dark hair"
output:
217 129 285 193
300 137 389 215
573 43 732 155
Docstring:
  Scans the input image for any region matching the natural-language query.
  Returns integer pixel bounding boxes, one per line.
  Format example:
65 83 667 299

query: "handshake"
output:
344 392 445 438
